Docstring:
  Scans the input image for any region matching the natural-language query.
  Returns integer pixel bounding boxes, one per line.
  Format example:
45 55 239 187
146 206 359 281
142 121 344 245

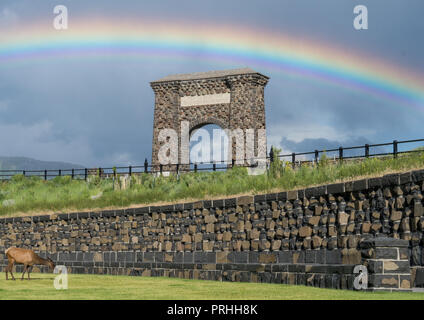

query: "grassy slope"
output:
0 273 423 300
0 151 423 216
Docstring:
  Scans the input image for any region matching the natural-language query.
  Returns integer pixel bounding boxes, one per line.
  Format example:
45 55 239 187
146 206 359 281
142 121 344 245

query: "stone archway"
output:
189 117 228 138
150 68 269 168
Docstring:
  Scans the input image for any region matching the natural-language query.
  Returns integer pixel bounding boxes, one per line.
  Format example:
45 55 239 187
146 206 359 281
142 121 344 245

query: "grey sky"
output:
0 0 423 167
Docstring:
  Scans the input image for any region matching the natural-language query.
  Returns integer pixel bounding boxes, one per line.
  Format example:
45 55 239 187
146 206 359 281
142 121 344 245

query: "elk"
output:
5 247 55 280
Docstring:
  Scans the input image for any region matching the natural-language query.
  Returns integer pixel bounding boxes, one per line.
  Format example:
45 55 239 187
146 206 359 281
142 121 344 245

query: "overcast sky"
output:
0 0 423 167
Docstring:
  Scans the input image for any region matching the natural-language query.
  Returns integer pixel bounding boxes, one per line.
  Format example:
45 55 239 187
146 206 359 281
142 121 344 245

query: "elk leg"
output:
27 266 33 280
5 264 8 280
21 265 28 280
8 260 15 280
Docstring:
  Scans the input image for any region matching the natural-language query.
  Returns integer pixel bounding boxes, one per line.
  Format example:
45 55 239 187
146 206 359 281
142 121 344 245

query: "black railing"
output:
0 138 423 180
278 138 424 168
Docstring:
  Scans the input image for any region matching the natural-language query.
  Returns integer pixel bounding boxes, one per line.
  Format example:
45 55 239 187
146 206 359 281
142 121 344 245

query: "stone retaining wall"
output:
1 169 424 290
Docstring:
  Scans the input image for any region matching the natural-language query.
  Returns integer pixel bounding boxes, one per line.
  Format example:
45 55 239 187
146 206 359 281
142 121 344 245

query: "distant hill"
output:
0 157 85 171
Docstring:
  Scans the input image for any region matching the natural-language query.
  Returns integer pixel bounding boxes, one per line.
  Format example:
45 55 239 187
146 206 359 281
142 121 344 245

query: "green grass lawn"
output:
0 272 423 300
1 150 424 217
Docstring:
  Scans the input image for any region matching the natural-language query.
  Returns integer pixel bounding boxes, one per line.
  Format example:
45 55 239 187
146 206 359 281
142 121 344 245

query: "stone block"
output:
237 196 254 206
312 236 322 249
206 223 215 233
277 192 287 201
399 172 411 185
326 250 342 264
352 179 367 191
222 231 232 242
341 248 361 264
390 210 403 221
93 252 103 263
308 216 320 226
383 260 410 274
360 237 409 248
367 260 383 273
374 248 398 259
368 178 382 189
250 229 260 240
181 234 192 243
410 169 424 184
368 274 399 289
271 240 281 251
400 275 411 289
287 190 297 200
204 215 217 224
414 201 423 217
224 198 237 208
258 253 276 264
327 183 344 194
382 174 400 187
338 212 349 225
299 226 312 238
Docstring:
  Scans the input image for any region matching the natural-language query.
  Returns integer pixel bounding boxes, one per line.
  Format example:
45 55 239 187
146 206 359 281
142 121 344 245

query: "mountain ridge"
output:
0 156 85 171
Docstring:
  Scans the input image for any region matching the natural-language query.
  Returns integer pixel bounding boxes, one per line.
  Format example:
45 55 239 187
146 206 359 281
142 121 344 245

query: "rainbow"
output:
0 18 423 110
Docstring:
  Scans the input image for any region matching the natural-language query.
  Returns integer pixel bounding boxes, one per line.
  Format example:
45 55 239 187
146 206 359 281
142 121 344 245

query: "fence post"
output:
72 169 74 179
194 164 198 173
213 163 216 171
393 140 398 158
315 150 319 165
232 159 235 168
129 166 132 176
339 147 343 163
269 146 274 164
58 169 61 177
365 144 369 158
160 164 163 175
84 168 87 181
144 158 148 173
176 164 179 175
23 170 25 177
44 170 47 181
98 168 102 178
292 153 296 169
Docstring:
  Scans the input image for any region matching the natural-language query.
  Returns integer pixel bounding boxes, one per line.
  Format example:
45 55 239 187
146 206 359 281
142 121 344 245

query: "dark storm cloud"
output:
0 0 423 167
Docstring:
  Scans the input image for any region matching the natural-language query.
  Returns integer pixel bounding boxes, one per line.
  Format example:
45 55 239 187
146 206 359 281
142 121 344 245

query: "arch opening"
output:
189 123 229 171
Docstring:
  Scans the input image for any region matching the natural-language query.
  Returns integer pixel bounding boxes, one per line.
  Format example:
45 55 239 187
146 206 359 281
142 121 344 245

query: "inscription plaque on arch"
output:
180 93 231 107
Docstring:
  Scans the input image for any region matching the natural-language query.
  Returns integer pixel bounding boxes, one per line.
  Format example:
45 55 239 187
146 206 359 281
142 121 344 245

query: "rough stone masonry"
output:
1 169 424 291
150 68 269 170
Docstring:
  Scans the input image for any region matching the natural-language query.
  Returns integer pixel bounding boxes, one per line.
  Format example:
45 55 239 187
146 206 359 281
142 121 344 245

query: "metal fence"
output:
273 138 424 169
0 138 423 180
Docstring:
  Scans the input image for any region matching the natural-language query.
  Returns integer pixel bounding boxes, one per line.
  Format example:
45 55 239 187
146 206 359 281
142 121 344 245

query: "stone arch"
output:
150 68 269 168
189 117 228 138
